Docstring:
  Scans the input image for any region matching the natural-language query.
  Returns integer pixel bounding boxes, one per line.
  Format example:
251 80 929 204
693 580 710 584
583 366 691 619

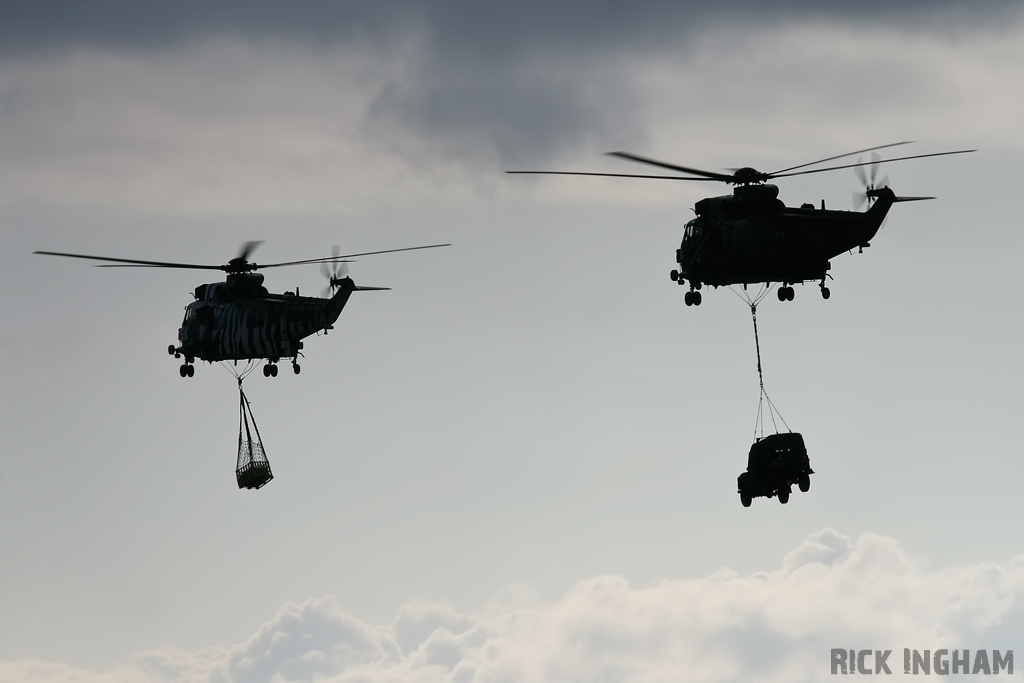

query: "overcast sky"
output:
2 2 1024 681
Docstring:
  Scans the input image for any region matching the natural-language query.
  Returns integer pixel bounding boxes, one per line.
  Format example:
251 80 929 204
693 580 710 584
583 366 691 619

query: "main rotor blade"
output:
606 152 736 181
237 240 264 262
770 141 915 175
770 149 975 179
506 171 719 181
257 243 451 269
34 251 223 270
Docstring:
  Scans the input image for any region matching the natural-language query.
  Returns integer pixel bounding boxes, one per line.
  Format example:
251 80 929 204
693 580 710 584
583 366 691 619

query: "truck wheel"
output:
740 492 752 507
798 475 810 493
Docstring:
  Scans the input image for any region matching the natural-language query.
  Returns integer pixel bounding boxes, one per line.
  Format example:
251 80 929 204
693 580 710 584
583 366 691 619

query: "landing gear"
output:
684 283 703 306
263 363 279 377
740 491 752 508
179 362 194 377
798 475 810 493
777 285 795 301
670 269 679 282
292 362 301 375
167 345 176 356
820 285 830 299
778 488 790 504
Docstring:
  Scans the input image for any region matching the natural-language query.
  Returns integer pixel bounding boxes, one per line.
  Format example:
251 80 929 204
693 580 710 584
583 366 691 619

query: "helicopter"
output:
510 142 974 305
35 241 449 377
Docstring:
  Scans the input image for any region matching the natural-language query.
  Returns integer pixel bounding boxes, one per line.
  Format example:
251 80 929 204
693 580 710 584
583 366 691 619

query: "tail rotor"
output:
852 152 890 211
320 246 351 297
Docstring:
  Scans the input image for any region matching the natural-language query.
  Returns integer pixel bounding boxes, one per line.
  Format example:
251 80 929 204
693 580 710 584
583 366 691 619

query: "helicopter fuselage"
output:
174 272 354 364
675 184 894 290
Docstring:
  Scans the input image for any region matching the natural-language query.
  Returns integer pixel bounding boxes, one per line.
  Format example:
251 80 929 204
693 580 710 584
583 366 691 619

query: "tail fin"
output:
861 187 934 242
325 277 356 322
324 278 391 325
862 187 896 242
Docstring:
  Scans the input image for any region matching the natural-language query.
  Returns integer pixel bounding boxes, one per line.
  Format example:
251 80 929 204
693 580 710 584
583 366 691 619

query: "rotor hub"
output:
225 257 257 274
730 167 768 185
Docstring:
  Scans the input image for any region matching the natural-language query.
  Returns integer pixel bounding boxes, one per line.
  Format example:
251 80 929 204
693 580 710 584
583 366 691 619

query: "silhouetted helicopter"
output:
510 142 973 305
35 241 449 377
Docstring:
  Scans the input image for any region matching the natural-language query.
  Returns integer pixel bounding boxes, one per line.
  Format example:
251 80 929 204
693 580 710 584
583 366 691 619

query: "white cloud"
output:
5 529 1023 682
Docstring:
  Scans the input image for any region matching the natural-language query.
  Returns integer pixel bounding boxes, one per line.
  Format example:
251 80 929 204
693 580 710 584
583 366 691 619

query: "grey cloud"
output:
1 1 1018 58
1 1 1019 207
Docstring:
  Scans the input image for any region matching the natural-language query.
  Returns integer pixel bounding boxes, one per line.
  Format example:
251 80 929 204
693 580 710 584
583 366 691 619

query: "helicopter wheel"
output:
670 270 679 282
799 475 810 493
778 287 787 302
684 291 693 306
167 345 176 356
270 364 278 377
740 491 752 507
263 364 271 377
820 287 831 300
179 364 188 378
292 363 301 375
778 488 790 504
186 364 194 377
692 291 702 306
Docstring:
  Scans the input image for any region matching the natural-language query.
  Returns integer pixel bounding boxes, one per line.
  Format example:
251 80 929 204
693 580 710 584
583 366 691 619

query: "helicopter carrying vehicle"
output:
35 241 449 377
510 142 973 305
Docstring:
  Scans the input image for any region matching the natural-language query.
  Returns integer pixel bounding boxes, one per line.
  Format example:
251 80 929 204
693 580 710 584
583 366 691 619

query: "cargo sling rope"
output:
223 361 274 490
730 284 791 440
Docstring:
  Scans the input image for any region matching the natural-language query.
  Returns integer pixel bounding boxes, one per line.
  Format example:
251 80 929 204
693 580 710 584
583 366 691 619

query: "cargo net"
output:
224 361 274 490
730 285 791 440
236 382 273 489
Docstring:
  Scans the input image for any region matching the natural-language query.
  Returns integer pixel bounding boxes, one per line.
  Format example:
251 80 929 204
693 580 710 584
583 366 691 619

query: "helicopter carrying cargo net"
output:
34 241 451 490
732 285 813 507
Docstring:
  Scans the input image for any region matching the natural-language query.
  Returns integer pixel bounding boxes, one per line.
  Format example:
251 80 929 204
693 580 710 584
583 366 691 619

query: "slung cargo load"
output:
236 384 273 490
737 432 813 506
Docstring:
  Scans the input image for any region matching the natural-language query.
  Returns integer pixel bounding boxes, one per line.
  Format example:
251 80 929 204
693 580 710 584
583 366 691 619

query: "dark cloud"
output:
0 1 1019 58
2 1 1019 174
